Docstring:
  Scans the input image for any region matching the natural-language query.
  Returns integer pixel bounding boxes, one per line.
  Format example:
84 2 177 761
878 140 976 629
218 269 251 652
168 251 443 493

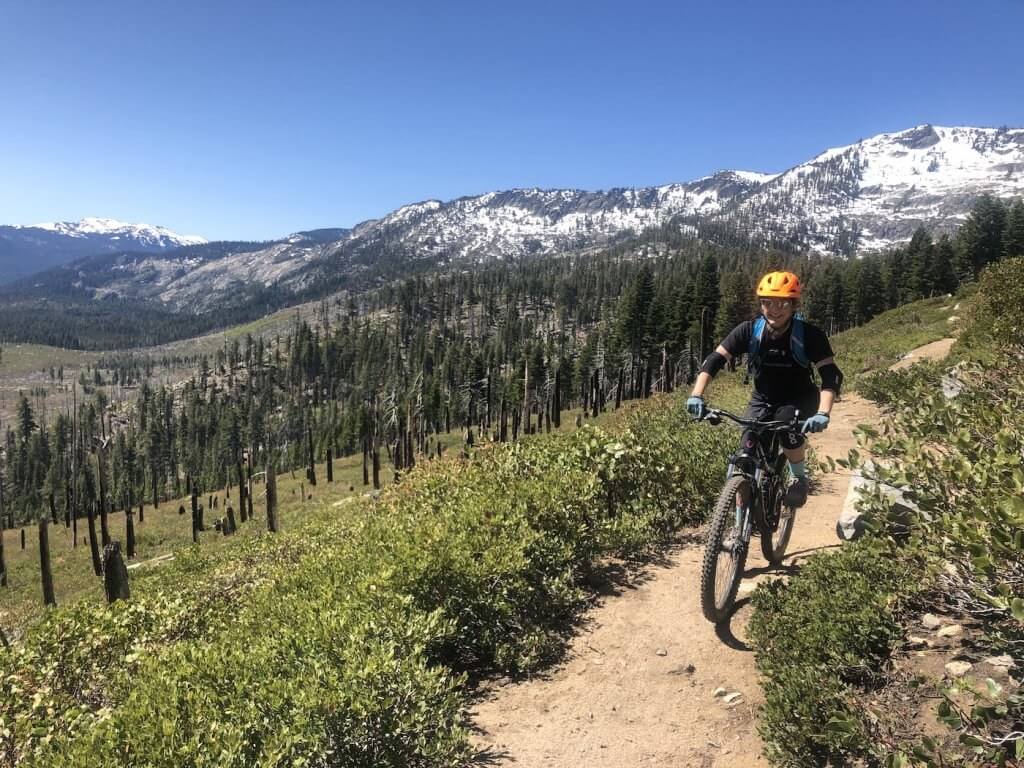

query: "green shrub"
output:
749 540 920 767
857 361 943 407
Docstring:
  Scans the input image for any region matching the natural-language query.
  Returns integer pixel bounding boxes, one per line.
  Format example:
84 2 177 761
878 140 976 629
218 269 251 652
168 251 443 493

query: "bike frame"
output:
705 408 800 540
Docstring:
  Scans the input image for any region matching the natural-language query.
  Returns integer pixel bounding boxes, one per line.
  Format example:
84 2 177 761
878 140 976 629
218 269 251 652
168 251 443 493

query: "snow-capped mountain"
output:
0 218 206 284
27 217 206 248
721 124 1024 254
6 124 1023 310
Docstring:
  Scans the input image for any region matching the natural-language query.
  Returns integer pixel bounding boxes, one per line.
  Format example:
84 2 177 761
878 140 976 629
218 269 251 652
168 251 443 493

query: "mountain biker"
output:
686 270 843 508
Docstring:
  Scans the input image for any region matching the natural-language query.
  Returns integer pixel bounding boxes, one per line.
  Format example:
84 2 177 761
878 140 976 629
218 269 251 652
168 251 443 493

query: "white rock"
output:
937 624 964 638
945 661 973 677
984 655 1014 669
922 614 943 629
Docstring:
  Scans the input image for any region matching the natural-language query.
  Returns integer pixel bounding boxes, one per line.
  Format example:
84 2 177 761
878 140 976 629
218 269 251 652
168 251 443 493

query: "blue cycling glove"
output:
686 395 706 419
802 412 830 434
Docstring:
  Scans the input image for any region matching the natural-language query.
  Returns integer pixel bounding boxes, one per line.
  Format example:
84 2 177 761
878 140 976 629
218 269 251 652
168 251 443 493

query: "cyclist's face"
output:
759 298 795 327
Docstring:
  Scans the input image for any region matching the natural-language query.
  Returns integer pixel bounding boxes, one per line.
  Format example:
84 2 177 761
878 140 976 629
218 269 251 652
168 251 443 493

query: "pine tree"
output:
714 271 753 339
615 266 654 360
690 255 720 357
957 194 1007 278
932 235 958 294
852 257 886 324
1004 198 1024 259
801 267 832 327
903 227 933 301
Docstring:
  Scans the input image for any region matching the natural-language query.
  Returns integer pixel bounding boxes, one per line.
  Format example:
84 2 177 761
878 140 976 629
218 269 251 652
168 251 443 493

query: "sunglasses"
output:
759 299 793 310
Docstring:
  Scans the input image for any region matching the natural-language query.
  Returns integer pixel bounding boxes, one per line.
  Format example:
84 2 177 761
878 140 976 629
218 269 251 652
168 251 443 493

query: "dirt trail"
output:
888 337 955 370
468 393 881 767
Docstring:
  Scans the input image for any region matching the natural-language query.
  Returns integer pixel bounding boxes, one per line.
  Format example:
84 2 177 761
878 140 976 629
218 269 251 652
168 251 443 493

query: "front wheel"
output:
700 475 751 623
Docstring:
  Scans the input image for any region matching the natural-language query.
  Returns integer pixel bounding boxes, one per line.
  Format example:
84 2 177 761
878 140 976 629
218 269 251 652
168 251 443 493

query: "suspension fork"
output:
729 469 758 548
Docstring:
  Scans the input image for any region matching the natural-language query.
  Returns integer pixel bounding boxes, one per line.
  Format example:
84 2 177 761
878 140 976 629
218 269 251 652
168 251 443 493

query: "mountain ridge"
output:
4 123 1023 312
0 217 207 284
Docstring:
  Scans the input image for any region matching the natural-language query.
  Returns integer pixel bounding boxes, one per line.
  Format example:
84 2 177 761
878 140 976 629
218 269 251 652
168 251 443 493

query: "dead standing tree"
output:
102 542 130 603
306 426 317 487
266 457 278 533
92 437 112 547
39 516 56 607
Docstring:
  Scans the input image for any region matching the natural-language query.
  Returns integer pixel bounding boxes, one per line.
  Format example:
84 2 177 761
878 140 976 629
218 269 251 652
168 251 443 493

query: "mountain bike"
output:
696 407 801 624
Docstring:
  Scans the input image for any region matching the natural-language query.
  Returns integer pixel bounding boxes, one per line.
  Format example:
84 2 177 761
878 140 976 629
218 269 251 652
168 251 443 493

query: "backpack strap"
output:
791 315 809 368
747 315 810 377
748 316 767 377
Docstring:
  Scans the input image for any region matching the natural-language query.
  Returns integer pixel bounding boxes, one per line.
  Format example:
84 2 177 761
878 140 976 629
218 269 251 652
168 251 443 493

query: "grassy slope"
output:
0 423 522 633
828 295 962 389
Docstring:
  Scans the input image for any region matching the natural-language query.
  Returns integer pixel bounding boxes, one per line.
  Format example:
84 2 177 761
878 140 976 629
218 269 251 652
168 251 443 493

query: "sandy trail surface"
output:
468 392 881 767
888 337 956 370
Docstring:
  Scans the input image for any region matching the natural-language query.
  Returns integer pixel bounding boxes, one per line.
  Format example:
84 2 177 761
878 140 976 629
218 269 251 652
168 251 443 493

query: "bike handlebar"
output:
698 407 801 432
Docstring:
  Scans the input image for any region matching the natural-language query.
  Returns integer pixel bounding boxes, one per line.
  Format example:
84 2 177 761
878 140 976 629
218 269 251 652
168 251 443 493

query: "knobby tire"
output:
761 494 796 565
700 475 750 624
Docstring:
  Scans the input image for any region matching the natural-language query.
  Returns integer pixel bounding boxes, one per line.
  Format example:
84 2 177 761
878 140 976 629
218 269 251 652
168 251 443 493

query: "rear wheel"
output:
761 492 796 565
700 475 751 623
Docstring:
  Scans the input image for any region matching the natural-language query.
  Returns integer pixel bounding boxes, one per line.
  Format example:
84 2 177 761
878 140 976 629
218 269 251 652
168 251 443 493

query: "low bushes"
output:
1 392 733 767
749 540 921 767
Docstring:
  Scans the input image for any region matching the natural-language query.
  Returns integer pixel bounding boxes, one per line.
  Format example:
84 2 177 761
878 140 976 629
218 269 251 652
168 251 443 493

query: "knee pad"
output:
782 430 806 450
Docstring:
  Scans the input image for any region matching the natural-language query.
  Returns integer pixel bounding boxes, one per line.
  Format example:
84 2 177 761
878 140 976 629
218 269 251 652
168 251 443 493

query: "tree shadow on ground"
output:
466 740 512 766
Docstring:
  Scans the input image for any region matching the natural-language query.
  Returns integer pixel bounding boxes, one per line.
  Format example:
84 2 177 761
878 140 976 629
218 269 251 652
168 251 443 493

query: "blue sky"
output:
2 0 1023 241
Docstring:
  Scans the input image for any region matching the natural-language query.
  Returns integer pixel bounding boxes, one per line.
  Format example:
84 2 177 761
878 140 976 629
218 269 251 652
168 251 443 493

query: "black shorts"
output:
740 391 820 452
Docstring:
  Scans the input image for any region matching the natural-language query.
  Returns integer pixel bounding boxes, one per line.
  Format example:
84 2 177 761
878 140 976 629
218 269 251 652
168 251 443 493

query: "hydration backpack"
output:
748 315 809 378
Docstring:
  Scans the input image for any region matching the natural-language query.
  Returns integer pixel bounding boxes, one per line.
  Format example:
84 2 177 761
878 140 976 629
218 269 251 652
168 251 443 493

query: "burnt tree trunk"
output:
553 369 562 429
307 427 317 486
326 446 334 483
86 505 100 577
126 510 136 559
362 438 370 486
266 460 278 533
236 462 248 523
96 452 112 547
39 517 56 607
0 521 7 587
102 542 130 603
151 462 159 509
191 485 200 544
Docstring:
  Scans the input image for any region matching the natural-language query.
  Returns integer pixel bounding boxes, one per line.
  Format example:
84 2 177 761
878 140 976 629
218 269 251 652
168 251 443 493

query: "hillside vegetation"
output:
0 284 965 767
0 386 743 766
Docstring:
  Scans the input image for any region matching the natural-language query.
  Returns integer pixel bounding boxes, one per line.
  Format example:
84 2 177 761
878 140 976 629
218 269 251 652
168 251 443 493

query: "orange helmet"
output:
756 271 802 299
